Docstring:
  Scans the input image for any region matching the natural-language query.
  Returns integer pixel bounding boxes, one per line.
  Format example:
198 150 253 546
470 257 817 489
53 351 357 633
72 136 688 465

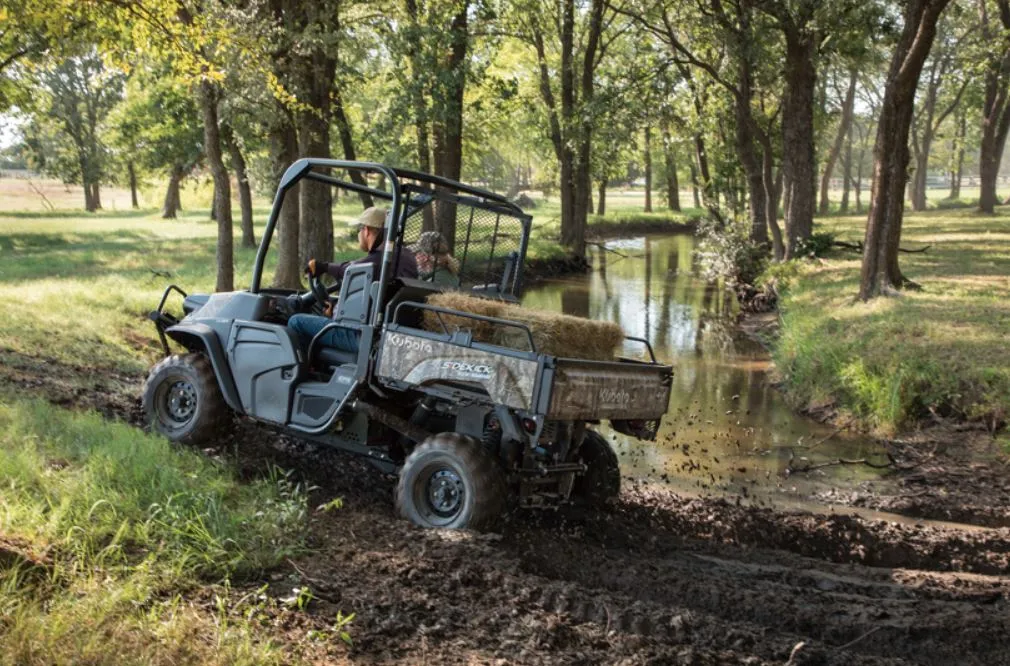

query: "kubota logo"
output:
599 388 631 405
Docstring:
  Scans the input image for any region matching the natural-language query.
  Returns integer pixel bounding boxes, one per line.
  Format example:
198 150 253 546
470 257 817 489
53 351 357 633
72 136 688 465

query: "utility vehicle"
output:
143 160 673 529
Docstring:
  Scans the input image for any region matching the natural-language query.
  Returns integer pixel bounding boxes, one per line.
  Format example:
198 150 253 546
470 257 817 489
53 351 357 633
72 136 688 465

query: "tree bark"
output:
597 178 607 216
198 80 234 293
690 162 701 208
431 2 469 250
162 164 183 219
841 121 853 213
221 122 255 249
91 181 102 210
405 0 435 231
819 69 857 215
663 124 681 211
860 0 952 300
271 113 301 289
295 45 335 265
643 125 653 212
781 25 817 258
332 91 374 210
949 110 965 199
978 0 1010 213
128 161 139 208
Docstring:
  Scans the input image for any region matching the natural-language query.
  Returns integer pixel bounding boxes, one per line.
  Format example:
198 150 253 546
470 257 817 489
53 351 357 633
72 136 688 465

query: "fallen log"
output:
832 240 931 254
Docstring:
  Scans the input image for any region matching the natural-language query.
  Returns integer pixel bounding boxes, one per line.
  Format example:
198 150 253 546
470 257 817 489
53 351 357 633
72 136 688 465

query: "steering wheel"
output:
308 272 333 316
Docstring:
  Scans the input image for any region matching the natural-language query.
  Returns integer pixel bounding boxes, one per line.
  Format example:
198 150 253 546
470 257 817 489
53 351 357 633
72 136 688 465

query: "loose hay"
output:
424 292 625 361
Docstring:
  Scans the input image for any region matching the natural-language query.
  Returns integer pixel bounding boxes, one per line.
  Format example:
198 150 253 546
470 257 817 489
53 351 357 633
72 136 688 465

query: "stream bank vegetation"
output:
772 207 1010 435
0 397 312 664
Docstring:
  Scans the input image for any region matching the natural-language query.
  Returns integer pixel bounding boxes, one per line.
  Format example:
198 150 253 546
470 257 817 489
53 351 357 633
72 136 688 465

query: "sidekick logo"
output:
441 360 493 380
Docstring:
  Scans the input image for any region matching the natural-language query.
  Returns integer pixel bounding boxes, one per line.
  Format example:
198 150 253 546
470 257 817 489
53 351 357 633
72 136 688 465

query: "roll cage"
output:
250 159 533 323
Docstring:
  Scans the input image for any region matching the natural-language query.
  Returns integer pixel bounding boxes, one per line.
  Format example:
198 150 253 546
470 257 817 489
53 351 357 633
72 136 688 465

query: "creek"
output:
522 233 889 508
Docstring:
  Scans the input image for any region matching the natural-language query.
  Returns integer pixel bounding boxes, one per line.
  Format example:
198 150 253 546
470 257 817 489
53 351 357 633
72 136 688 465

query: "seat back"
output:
334 263 374 325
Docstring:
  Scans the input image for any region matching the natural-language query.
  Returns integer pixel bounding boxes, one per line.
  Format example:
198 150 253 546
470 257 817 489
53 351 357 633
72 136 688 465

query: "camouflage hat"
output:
351 207 388 229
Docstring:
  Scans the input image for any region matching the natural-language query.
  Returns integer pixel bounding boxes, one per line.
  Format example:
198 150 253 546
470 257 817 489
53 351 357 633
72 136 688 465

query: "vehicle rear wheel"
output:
142 353 228 445
396 432 506 530
571 429 621 506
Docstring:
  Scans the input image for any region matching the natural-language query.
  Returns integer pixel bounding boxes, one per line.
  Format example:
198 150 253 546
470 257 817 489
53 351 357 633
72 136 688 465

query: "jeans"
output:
288 314 360 354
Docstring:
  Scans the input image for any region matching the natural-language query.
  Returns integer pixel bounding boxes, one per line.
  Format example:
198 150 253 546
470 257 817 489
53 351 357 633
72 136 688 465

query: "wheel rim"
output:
413 463 466 526
156 376 198 429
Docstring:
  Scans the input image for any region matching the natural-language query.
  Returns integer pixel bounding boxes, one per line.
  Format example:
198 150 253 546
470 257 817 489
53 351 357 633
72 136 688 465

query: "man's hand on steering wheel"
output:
304 259 334 317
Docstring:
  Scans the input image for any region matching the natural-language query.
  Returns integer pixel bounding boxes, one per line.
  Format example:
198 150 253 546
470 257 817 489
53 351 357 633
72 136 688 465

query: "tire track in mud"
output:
6 349 1010 663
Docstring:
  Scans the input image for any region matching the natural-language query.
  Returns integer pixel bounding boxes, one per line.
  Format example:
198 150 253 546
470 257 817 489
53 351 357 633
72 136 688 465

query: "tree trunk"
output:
404 0 435 231
162 164 183 219
693 134 714 208
841 121 853 213
860 0 951 301
819 69 857 215
221 122 255 249
91 182 102 210
271 114 301 289
80 156 94 211
128 161 139 209
690 162 701 208
734 50 768 246
950 111 965 199
597 178 607 216
978 0 1010 214
431 2 469 250
332 91 374 210
296 47 335 265
782 28 817 258
663 124 681 212
196 80 234 292
643 125 653 213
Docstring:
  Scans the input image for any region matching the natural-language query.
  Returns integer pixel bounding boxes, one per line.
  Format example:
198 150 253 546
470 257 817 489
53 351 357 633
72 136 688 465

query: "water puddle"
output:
522 234 890 507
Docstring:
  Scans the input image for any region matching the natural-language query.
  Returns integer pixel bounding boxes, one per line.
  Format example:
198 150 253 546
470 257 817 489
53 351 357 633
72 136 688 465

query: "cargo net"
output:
397 191 526 297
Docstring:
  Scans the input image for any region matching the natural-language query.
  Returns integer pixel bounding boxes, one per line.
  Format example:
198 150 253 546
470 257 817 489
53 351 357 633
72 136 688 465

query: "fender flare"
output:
165 322 244 413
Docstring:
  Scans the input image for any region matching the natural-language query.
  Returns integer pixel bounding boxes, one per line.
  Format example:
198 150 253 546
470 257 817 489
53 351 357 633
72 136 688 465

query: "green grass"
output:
0 396 310 664
772 206 1010 433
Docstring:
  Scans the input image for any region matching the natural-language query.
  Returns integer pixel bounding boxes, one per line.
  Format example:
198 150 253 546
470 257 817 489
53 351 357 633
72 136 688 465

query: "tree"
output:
624 0 784 255
859 0 953 300
977 0 1010 214
107 67 204 219
819 68 858 214
27 51 123 211
517 0 613 256
908 13 971 211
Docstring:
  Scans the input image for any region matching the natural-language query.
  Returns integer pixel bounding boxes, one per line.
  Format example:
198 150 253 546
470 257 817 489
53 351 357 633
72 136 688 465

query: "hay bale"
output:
424 292 624 361
424 292 501 341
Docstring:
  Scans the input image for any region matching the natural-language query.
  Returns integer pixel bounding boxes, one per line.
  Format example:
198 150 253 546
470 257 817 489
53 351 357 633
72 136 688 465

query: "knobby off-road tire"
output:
396 432 507 530
142 353 228 446
571 429 621 507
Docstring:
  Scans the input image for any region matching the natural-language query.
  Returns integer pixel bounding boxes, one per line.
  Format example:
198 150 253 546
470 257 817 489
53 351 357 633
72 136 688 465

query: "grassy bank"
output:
0 397 311 664
772 206 1010 434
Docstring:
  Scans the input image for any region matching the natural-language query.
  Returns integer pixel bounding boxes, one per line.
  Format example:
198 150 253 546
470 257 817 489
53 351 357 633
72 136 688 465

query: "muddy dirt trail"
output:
6 350 1010 664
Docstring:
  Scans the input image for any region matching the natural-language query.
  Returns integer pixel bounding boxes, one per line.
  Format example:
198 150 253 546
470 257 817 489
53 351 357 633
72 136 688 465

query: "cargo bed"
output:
377 302 673 433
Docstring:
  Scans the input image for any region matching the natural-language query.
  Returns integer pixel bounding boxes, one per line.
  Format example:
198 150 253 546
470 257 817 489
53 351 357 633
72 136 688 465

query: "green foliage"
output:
695 216 768 286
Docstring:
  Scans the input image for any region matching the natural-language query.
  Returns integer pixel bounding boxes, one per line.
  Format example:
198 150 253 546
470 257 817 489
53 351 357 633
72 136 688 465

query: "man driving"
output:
289 206 418 355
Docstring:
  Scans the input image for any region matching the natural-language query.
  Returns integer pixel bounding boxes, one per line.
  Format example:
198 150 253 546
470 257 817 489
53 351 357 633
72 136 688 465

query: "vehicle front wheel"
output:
571 429 621 507
142 353 228 445
396 433 506 530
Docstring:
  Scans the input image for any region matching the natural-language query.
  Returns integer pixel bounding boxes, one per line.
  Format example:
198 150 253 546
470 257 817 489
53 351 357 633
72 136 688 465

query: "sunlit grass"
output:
774 206 1010 433
0 397 309 664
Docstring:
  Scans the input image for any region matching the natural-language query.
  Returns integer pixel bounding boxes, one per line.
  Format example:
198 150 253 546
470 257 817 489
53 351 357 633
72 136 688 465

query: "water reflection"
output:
522 234 887 504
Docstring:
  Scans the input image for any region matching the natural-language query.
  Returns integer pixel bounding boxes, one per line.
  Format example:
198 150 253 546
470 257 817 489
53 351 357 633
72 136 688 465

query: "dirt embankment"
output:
734 310 1010 530
6 349 1010 664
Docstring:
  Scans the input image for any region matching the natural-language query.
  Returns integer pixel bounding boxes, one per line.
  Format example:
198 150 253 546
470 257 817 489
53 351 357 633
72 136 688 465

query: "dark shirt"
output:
325 246 419 283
